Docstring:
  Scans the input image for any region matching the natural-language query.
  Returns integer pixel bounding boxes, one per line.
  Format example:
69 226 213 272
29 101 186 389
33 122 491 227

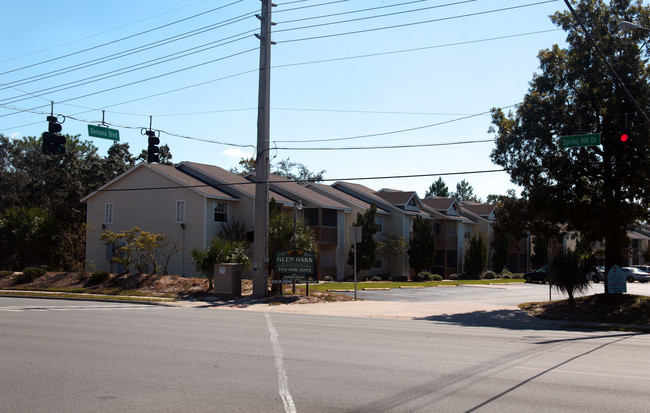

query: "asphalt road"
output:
2 296 650 413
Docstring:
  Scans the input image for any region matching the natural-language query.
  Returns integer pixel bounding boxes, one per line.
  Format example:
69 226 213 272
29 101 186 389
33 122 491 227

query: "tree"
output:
347 203 379 274
451 179 480 202
490 0 650 291
191 237 250 291
378 233 407 262
267 199 317 277
491 232 509 273
425 177 449 198
531 235 550 270
0 206 58 270
230 156 325 184
549 248 593 305
273 157 325 184
137 144 173 165
464 233 487 279
407 216 436 275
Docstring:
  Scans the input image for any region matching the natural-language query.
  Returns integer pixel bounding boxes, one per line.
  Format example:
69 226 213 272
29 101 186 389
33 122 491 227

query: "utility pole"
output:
252 0 275 298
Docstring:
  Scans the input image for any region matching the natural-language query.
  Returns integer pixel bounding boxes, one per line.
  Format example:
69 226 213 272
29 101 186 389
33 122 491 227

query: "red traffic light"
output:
620 133 629 142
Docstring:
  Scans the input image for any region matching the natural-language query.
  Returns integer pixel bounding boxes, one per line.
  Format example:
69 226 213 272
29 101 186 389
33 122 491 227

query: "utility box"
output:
214 263 242 296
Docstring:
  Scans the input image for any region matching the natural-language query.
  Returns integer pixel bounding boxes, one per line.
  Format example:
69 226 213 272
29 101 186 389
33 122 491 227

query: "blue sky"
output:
0 0 573 201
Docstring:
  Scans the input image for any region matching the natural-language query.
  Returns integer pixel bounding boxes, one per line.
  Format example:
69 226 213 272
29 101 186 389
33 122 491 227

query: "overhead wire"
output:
277 0 560 43
0 0 215 64
0 0 244 77
1 30 257 105
0 11 258 92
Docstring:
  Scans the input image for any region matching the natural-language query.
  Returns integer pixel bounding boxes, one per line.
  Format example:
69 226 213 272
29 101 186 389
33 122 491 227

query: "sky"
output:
0 0 574 201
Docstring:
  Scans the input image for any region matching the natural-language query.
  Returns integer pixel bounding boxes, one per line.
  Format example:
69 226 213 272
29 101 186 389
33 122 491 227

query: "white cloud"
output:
9 132 21 139
221 148 252 159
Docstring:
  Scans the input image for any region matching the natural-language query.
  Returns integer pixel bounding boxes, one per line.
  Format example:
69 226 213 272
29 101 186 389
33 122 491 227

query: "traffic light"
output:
619 128 631 161
146 130 160 163
42 132 55 154
43 116 65 154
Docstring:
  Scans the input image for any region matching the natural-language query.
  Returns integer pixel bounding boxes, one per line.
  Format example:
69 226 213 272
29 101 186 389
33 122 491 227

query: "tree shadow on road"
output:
414 308 594 331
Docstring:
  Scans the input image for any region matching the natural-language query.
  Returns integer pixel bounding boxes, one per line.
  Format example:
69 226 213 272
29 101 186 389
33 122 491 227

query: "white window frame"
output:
176 200 185 223
105 203 113 224
214 201 228 223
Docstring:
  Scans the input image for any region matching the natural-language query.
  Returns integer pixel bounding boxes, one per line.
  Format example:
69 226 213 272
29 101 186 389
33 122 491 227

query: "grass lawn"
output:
309 278 524 292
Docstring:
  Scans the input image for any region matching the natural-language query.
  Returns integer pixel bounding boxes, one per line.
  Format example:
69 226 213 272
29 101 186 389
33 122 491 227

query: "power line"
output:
275 138 495 151
1 31 256 105
277 0 433 24
277 0 559 43
0 0 215 65
0 12 257 92
0 48 258 119
0 0 244 77
86 168 509 193
275 0 476 31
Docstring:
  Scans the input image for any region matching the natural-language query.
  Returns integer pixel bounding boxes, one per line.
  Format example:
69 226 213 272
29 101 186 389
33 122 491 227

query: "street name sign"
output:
88 125 120 141
275 248 315 280
607 265 627 294
560 133 600 149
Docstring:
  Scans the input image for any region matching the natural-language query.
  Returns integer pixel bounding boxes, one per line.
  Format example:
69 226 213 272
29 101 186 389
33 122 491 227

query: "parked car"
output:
623 267 650 283
587 266 605 282
633 265 650 273
524 267 548 283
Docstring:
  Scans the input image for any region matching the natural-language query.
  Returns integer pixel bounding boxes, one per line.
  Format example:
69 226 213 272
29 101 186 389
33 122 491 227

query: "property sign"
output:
275 249 315 280
88 125 120 141
607 265 627 294
560 133 600 148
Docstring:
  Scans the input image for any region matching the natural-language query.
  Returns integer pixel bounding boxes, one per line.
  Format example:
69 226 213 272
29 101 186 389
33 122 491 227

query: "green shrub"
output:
87 270 110 286
502 274 511 279
513 273 524 279
482 271 497 279
14 267 46 284
449 273 460 280
323 275 333 282
501 269 514 278
0 270 14 278
429 274 443 281
415 272 443 281
370 276 382 282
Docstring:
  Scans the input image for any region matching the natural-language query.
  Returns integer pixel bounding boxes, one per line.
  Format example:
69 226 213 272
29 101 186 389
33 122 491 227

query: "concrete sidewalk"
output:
172 297 522 320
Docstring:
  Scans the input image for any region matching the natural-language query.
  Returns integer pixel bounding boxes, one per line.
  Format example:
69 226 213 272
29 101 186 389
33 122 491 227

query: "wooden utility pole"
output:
252 0 274 297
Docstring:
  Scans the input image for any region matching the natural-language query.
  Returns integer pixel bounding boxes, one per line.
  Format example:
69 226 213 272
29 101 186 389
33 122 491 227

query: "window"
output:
214 202 228 223
105 203 113 224
375 215 383 233
176 201 185 223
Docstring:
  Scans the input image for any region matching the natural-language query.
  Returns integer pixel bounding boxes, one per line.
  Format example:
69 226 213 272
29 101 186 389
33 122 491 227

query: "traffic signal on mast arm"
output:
43 115 65 154
619 128 631 162
146 130 160 163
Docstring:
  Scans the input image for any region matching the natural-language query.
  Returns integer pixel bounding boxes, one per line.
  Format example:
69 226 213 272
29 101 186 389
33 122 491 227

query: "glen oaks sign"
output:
275 249 315 280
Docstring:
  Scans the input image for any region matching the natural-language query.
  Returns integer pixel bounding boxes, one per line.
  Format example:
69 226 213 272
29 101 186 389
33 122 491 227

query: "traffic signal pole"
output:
252 0 274 298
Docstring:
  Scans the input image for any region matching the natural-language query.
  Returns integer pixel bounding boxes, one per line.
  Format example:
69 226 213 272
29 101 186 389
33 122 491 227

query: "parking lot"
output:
340 281 650 306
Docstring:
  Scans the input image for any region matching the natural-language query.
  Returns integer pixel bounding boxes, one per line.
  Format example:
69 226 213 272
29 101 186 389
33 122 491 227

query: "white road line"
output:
265 312 296 413
0 304 158 312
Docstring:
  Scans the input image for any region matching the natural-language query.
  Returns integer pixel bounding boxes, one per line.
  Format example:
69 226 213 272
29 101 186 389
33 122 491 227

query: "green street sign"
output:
560 133 600 148
88 125 120 141
275 249 315 278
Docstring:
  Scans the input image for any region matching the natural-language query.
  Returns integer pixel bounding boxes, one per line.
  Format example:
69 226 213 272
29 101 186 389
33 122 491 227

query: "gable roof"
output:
81 162 234 203
460 201 496 219
307 183 378 212
375 190 418 207
178 161 293 204
255 173 350 210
